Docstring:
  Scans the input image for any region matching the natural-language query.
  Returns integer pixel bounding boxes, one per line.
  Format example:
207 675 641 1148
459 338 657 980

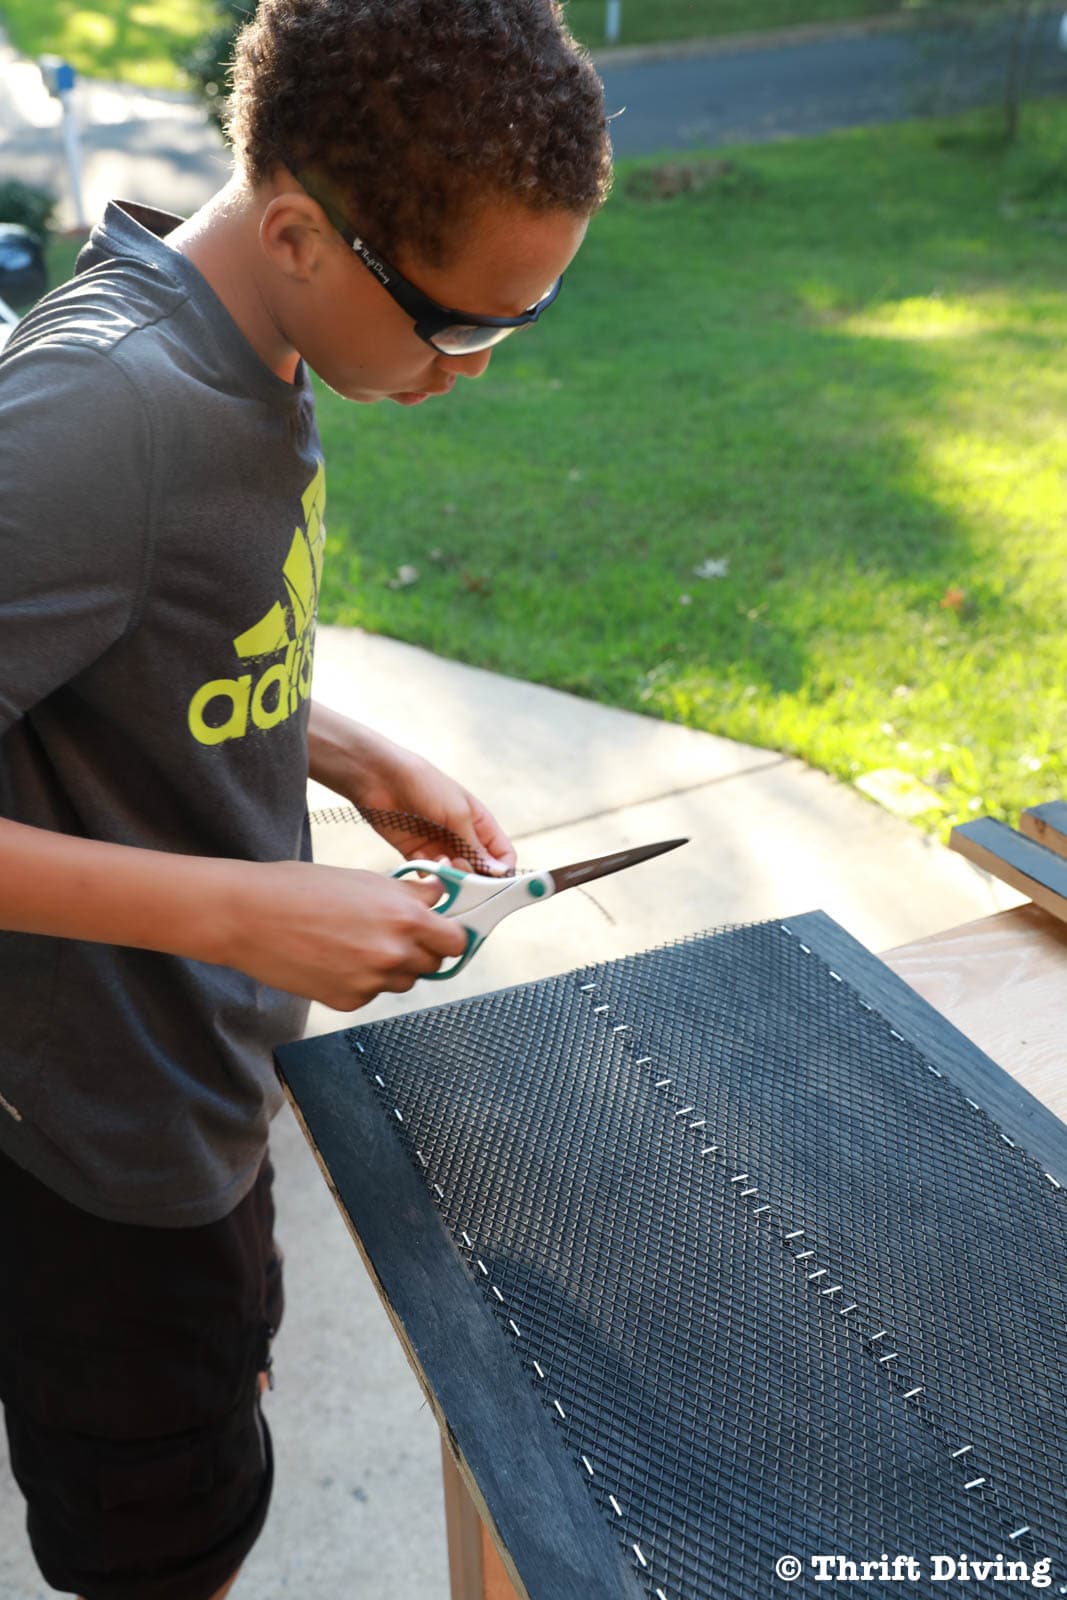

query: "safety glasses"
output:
292 167 563 355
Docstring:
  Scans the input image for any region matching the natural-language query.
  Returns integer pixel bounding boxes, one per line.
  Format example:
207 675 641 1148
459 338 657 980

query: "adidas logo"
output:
187 463 326 747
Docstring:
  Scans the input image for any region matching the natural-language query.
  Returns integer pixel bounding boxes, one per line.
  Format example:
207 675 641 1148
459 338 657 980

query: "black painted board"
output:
1022 800 1067 861
788 909 1067 1190
950 816 1067 922
275 1028 648 1600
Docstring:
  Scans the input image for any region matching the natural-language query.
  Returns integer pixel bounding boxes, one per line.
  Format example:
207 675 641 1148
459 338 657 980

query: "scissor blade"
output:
548 837 688 896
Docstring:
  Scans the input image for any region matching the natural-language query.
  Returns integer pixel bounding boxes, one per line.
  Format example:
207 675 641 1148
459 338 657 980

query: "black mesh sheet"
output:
344 922 1067 1599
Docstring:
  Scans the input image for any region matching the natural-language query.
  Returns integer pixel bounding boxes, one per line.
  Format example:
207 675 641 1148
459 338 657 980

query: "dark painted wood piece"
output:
275 1028 648 1600
789 910 1067 1189
950 816 1067 926
1021 800 1067 862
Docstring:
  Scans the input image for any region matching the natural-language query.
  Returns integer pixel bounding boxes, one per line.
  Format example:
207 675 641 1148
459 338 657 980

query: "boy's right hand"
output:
216 862 468 1012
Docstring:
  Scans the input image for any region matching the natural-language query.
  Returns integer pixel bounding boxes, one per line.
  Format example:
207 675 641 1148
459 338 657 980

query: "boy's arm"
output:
307 700 517 872
0 817 466 1011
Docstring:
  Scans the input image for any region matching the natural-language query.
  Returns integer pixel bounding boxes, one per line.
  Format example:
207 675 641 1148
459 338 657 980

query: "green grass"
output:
308 106 1067 837
567 0 913 49
0 0 216 89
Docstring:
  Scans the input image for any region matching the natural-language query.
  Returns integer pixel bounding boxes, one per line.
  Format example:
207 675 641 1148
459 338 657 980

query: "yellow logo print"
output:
188 462 326 747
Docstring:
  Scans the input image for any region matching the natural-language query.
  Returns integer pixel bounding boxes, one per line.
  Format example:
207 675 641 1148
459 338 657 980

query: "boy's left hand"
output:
308 704 517 875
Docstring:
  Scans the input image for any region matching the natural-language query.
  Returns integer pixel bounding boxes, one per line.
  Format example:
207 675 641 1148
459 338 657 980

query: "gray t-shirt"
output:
0 201 325 1226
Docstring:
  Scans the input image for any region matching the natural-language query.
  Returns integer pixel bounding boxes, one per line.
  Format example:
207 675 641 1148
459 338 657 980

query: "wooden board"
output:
884 903 1067 1118
949 816 1067 926
1021 799 1067 861
275 1028 648 1600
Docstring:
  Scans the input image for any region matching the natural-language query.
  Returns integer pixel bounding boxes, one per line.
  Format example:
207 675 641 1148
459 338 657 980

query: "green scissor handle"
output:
392 862 485 979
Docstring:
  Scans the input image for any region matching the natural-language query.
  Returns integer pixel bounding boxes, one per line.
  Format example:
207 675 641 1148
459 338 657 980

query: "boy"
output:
0 2 612 1595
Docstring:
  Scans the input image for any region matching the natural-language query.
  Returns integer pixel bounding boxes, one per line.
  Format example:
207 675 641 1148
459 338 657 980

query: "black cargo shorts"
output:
0 1146 283 1600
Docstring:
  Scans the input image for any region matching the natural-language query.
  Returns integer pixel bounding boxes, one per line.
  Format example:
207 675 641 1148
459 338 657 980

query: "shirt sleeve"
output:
0 339 151 734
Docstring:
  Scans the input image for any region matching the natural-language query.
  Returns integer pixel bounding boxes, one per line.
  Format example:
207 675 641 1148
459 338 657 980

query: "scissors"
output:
393 837 688 980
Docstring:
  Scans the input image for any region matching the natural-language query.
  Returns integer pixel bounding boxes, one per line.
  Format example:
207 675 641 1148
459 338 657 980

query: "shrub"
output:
0 180 57 242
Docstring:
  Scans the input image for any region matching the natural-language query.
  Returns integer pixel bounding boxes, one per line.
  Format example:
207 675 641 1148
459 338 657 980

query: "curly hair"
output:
228 0 612 266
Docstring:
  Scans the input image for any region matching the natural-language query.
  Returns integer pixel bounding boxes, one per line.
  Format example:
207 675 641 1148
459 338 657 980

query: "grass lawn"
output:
0 0 216 89
567 0 936 49
308 106 1067 837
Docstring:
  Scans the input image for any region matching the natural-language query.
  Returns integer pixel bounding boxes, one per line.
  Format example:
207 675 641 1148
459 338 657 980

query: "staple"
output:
889 1029 903 1041
593 1004 609 1015
807 1268 828 1281
354 1041 365 1054
374 1074 385 1087
926 1064 943 1077
1047 1174 1063 1190
509 1319 521 1338
634 1545 648 1569
840 1303 858 1315
829 970 842 982
579 983 596 993
903 1387 924 1399
1000 1134 1016 1148
784 1229 805 1240
753 1205 772 1216
688 1119 706 1130
582 1456 594 1477
674 1106 696 1117
795 1249 816 1260
394 1108 404 1123
554 1399 567 1419
821 1285 843 1296
700 1146 718 1156
965 1098 981 1111
655 1079 672 1089
461 1231 473 1247
416 1149 427 1166
657 1591 669 1600
1008 1527 1032 1541
964 1478 987 1491
433 1183 445 1199
730 1173 749 1184
739 1187 758 1198
477 1259 489 1276
613 1025 630 1035
533 1361 545 1379
951 1445 973 1458
799 943 811 954
878 1352 899 1364
609 1495 623 1517
636 1057 653 1066
859 1000 873 1011
781 923 793 935
491 1286 505 1303
870 1330 887 1342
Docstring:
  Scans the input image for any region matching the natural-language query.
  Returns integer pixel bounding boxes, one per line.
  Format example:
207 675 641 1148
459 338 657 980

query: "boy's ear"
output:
259 193 331 281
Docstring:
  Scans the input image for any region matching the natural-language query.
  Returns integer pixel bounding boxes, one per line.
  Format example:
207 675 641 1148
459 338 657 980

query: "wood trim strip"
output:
789 910 1067 1190
1020 800 1067 862
950 817 1067 926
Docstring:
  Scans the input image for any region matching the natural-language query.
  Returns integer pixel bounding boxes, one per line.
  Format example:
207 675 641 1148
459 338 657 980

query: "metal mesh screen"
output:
344 922 1067 1598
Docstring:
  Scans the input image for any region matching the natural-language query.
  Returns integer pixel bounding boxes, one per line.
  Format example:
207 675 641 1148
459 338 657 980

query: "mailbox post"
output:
39 55 87 231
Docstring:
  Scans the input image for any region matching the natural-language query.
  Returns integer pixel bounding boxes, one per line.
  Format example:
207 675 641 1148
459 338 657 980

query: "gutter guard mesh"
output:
342 922 1067 1597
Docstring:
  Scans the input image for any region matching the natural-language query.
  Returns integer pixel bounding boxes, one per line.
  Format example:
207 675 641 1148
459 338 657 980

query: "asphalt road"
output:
1 12 1067 224
600 9 1067 157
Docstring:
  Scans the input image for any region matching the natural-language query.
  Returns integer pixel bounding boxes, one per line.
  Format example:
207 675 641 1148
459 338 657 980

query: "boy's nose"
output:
439 347 493 381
